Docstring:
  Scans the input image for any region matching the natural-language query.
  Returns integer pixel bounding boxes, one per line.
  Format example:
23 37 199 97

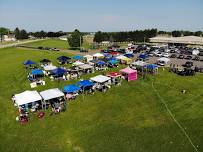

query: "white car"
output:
163 53 171 58
155 52 163 57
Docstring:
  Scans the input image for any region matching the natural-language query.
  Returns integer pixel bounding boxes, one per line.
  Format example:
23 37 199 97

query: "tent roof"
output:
116 55 128 60
90 75 111 83
93 53 104 57
72 61 85 66
108 59 118 64
57 56 71 61
63 84 80 93
78 64 93 69
40 88 64 100
106 72 121 77
43 65 57 71
15 90 42 106
84 55 93 58
51 68 66 75
72 55 83 60
77 80 94 87
96 60 106 65
120 67 137 74
146 64 158 69
23 60 36 65
131 61 148 67
31 69 44 75
124 53 134 58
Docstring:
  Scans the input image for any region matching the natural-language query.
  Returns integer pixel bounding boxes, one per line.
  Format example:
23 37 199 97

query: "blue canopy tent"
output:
124 53 134 58
108 57 116 61
31 69 44 75
51 68 66 76
72 55 83 60
146 64 158 70
77 80 94 88
23 60 36 65
139 53 149 60
103 53 112 59
108 59 118 65
57 56 71 63
96 60 106 66
63 84 81 93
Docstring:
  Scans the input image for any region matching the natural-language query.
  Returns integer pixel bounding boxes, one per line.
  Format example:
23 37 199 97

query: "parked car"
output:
155 52 163 57
183 61 193 68
80 49 88 53
170 54 176 58
178 54 185 59
193 56 200 61
162 53 171 58
185 55 192 60
170 50 175 53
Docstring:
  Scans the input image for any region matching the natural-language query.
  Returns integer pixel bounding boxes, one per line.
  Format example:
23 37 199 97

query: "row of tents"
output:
13 67 138 108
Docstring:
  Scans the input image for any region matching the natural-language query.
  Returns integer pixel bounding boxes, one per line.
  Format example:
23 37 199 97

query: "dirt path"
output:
0 39 46 49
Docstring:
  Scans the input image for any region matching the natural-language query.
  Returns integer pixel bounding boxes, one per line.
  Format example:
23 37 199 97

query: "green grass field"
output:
23 39 69 49
0 47 203 152
23 38 93 50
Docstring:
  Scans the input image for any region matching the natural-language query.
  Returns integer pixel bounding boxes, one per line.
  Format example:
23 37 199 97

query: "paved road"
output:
0 39 45 49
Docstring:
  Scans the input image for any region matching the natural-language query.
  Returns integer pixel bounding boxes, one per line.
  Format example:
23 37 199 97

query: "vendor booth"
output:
72 55 83 61
107 59 119 68
40 88 65 112
28 69 44 81
95 60 107 70
14 90 42 107
77 80 95 94
93 53 104 59
23 60 36 69
40 59 51 66
57 56 71 64
84 55 93 63
63 84 80 100
51 67 67 79
78 64 94 74
90 75 111 92
116 55 132 64
14 90 42 123
146 64 158 74
106 72 122 85
130 61 148 70
120 67 137 81
72 61 85 66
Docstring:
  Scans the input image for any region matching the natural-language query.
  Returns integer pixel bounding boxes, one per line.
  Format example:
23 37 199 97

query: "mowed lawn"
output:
23 39 69 49
0 47 203 152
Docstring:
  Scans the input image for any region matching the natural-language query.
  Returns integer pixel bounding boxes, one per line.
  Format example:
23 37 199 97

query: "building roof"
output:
150 36 203 45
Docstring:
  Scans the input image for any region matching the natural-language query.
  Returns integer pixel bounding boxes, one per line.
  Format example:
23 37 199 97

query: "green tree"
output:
0 27 9 42
172 31 182 37
20 29 28 39
68 29 83 48
14 27 20 39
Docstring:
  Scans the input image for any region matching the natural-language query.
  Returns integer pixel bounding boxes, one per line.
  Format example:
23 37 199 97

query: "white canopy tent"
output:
14 91 42 106
83 55 93 62
78 64 94 70
72 61 85 66
40 88 64 101
43 65 57 71
116 55 128 60
131 61 148 67
93 53 104 58
90 75 111 83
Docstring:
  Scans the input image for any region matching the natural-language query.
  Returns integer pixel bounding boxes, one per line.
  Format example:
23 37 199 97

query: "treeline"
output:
14 28 29 40
94 29 203 43
29 31 67 38
94 29 158 43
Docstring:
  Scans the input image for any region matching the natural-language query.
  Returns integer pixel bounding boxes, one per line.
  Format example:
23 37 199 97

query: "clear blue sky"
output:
0 0 203 32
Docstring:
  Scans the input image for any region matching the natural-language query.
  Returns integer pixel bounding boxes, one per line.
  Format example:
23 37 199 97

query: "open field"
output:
0 47 203 152
23 39 69 49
